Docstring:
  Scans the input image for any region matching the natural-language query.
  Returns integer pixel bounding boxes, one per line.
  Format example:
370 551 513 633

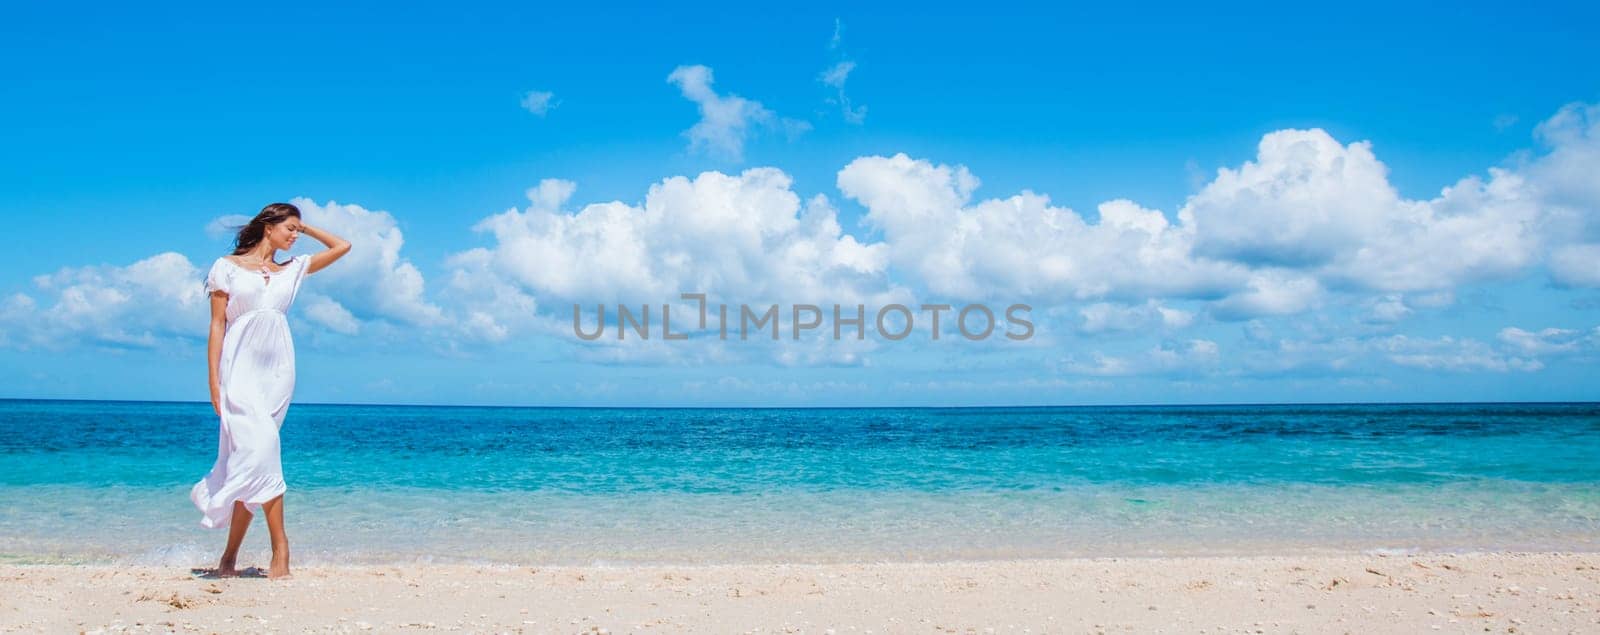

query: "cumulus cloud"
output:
837 101 1600 319
300 293 361 335
1526 102 1600 287
1 198 452 351
1187 131 1403 268
519 90 557 116
1528 102 1600 213
1208 270 1323 321
272 197 446 330
10 101 1600 381
837 153 1247 306
1549 244 1600 287
0 196 457 351
1 252 207 351
667 65 809 162
444 170 904 353
1186 103 1600 293
1184 129 1542 292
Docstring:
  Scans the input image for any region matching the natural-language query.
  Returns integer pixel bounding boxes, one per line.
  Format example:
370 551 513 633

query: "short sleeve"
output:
295 254 312 280
203 258 232 296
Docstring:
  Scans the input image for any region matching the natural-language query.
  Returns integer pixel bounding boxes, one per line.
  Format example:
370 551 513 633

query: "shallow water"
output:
2 400 1596 565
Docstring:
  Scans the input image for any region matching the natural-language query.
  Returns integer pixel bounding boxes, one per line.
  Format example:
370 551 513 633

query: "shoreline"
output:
10 538 1600 569
6 551 1596 632
10 545 1600 568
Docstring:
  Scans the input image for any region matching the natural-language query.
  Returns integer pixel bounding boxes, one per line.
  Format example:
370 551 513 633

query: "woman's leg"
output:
216 500 252 576
262 493 291 579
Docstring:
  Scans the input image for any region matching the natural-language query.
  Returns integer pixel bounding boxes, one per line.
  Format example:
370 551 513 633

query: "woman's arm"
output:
299 223 351 275
208 291 228 417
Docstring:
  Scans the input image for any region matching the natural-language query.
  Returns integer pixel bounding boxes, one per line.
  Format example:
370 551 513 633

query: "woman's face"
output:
265 216 303 251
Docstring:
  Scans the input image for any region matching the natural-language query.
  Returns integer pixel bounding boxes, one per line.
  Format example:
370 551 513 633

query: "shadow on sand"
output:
189 566 269 579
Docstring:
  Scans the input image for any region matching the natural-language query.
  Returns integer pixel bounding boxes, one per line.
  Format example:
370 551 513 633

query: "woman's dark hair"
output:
231 203 302 256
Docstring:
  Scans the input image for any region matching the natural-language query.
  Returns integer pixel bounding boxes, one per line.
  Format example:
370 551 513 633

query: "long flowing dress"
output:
189 253 312 529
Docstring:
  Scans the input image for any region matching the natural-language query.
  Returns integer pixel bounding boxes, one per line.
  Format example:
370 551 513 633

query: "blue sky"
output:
2 1 1598 406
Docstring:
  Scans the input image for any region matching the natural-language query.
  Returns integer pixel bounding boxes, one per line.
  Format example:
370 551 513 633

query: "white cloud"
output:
1185 103 1600 293
1364 294 1413 324
837 101 1600 318
1524 102 1600 288
1496 326 1589 356
1528 102 1600 211
819 20 867 125
1187 130 1402 267
1060 339 1220 377
837 153 1247 305
1209 270 1323 321
2 198 452 351
461 311 508 343
525 177 576 211
445 169 904 360
439 246 544 344
1077 300 1193 334
1 252 207 351
1185 129 1542 292
1238 322 1600 378
1549 244 1600 287
819 61 854 87
520 90 557 116
1408 290 1456 309
818 61 866 124
275 197 447 330
1379 335 1544 373
666 65 809 162
300 293 361 335
10 101 1600 379
2 198 449 351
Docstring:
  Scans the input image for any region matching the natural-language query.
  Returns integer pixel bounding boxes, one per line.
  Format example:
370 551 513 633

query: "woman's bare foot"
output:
213 557 242 578
268 554 292 580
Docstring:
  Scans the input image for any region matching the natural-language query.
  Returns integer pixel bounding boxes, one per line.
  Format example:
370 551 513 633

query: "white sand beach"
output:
3 552 1596 633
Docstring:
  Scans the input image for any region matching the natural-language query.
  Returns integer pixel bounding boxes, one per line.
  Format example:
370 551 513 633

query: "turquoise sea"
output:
1 400 1597 565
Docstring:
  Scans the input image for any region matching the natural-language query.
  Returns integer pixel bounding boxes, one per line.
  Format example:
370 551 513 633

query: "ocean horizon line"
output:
2 396 1596 410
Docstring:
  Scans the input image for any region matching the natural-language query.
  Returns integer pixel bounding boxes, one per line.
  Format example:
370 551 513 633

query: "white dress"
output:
189 254 312 529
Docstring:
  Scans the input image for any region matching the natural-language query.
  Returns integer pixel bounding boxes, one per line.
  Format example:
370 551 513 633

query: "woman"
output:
189 202 351 580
